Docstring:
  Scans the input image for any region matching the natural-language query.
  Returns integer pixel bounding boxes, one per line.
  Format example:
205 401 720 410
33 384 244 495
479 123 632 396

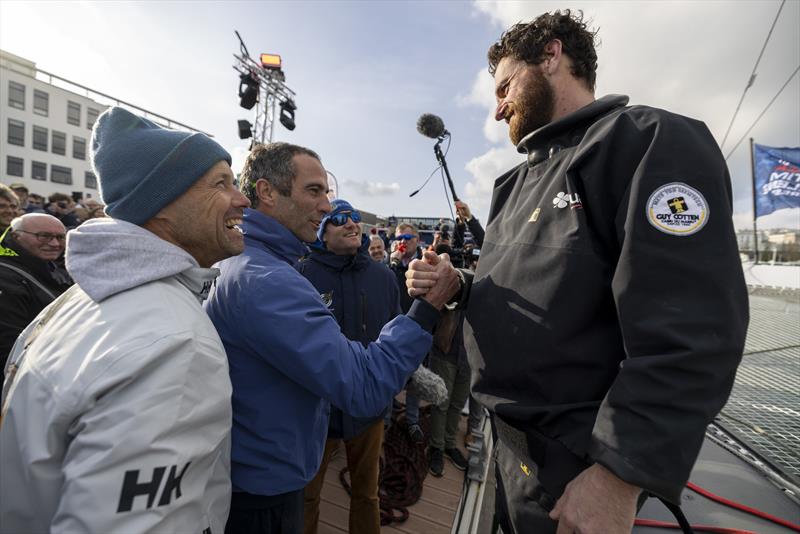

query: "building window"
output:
7 156 24 177
8 81 24 109
85 171 97 189
73 136 86 160
32 161 47 181
33 89 49 116
7 119 24 146
52 130 66 155
87 107 100 129
51 165 72 185
33 126 48 151
67 101 81 126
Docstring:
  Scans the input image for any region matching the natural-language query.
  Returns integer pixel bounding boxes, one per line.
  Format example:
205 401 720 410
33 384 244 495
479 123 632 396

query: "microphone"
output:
406 365 448 405
416 113 448 139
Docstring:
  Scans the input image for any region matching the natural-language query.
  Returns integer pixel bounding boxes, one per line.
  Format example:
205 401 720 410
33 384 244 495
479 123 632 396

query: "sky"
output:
1 0 798 229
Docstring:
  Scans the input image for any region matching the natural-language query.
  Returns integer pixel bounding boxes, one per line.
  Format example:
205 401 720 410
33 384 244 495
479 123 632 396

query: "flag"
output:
753 143 800 218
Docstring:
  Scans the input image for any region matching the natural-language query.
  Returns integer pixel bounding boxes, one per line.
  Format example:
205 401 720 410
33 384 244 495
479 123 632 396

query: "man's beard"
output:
509 68 555 145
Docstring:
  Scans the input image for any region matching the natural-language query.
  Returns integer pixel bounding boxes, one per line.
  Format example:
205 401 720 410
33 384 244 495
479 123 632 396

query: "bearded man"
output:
407 10 748 534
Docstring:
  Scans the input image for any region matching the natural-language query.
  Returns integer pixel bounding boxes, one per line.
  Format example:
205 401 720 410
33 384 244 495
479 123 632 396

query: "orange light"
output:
260 53 282 70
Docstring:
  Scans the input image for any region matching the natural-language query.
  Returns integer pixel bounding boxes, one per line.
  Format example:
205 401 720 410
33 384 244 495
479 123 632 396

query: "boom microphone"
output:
416 113 448 139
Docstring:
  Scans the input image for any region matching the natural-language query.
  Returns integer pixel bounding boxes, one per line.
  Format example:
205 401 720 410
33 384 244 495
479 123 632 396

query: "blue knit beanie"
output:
90 107 231 225
313 198 356 248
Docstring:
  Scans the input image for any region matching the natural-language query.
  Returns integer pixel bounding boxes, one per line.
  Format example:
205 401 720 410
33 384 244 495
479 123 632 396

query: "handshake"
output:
405 251 461 310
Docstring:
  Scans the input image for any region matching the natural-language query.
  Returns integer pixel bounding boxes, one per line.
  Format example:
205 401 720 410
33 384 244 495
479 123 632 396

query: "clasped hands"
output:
405 251 460 310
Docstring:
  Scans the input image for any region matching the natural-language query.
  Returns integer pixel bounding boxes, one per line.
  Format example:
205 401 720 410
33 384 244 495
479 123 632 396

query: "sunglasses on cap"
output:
396 233 416 240
328 210 362 226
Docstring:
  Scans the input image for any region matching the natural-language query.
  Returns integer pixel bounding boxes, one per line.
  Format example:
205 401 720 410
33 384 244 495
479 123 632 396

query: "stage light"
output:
279 99 296 131
260 53 282 70
238 72 259 110
238 120 253 139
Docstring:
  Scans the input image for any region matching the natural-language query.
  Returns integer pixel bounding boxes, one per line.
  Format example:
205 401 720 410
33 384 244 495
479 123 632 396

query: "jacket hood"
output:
242 208 309 266
308 235 370 272
66 217 217 303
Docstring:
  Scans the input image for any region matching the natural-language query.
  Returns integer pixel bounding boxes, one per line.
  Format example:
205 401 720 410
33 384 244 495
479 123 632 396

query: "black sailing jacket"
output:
464 95 749 503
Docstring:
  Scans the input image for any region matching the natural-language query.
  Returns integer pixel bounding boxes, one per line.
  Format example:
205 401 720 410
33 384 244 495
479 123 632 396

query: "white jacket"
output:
0 218 232 534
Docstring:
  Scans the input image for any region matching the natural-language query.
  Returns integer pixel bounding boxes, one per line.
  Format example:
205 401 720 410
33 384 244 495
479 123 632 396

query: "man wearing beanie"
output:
298 199 399 534
0 107 249 533
204 143 460 534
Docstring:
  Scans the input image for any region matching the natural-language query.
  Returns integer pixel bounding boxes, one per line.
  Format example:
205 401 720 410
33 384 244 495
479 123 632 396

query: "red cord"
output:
686 481 800 532
633 518 757 534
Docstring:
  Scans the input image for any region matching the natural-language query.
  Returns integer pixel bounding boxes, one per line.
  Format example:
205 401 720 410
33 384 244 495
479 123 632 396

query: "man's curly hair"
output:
488 10 598 91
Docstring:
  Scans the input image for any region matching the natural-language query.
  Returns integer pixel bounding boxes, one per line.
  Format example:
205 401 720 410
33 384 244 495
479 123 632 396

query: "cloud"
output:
734 208 800 230
342 179 401 197
464 146 525 212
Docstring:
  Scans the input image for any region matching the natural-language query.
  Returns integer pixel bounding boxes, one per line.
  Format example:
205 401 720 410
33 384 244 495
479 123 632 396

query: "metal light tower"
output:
234 31 296 144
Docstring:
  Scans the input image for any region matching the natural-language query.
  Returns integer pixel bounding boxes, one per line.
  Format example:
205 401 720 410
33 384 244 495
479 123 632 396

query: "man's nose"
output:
495 101 507 122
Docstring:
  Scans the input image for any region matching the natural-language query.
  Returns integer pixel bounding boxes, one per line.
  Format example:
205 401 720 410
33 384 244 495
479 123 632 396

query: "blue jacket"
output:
298 236 401 439
204 209 438 496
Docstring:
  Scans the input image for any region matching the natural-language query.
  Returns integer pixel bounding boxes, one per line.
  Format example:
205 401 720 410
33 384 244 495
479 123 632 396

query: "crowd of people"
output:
0 10 748 534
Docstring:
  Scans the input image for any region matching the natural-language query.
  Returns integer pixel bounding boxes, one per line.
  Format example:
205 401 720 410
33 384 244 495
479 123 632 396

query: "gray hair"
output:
240 142 321 207
368 234 385 245
10 213 63 232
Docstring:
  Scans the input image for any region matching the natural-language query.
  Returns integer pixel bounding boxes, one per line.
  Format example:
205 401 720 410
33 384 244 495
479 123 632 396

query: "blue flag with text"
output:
753 143 800 218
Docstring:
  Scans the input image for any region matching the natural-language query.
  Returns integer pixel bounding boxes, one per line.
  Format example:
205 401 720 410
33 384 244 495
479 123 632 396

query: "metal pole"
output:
269 94 276 143
749 138 759 264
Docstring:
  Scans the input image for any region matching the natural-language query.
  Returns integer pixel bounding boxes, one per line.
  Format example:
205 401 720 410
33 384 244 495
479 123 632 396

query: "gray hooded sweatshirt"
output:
0 218 232 534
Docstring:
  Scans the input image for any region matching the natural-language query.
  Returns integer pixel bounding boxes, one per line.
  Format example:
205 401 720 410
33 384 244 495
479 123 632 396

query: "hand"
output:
550 464 640 534
390 248 404 263
455 200 472 221
406 251 459 309
405 251 440 298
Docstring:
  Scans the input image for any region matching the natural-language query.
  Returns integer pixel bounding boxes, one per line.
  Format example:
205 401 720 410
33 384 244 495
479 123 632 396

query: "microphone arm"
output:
433 136 459 202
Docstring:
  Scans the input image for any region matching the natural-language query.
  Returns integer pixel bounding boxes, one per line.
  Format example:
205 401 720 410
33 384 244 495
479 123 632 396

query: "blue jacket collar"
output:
243 208 308 265
308 235 370 272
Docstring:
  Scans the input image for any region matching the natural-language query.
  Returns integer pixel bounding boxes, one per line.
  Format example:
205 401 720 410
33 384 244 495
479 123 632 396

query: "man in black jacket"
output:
407 10 748 534
0 213 72 365
299 199 400 534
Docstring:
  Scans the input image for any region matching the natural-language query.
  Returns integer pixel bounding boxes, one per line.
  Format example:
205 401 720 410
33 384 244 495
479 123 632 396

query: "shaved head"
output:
11 213 67 261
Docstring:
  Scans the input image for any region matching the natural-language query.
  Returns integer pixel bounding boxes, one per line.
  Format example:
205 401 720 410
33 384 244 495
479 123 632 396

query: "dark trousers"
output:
494 438 559 534
226 490 304 534
493 435 650 534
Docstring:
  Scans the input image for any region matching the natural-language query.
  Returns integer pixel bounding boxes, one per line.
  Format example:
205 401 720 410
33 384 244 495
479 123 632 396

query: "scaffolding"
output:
233 32 296 144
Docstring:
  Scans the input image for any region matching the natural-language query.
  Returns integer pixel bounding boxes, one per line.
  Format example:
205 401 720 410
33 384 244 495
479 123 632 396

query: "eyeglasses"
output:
396 233 416 241
17 230 67 243
329 210 362 226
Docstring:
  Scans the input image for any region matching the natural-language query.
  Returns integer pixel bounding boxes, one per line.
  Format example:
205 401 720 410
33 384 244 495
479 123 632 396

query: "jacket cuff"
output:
589 438 683 504
406 299 440 333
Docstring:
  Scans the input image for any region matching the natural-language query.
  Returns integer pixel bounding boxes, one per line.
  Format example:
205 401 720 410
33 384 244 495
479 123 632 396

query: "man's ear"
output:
255 178 277 208
543 39 563 75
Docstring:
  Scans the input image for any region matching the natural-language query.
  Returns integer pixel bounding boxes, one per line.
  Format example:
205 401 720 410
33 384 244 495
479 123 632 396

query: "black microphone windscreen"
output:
417 113 446 139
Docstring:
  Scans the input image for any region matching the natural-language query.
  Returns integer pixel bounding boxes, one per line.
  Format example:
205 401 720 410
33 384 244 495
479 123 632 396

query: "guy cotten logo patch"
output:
320 291 334 308
647 182 709 236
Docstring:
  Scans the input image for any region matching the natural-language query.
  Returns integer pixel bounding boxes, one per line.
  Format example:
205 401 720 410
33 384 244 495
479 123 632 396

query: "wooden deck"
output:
316 413 471 534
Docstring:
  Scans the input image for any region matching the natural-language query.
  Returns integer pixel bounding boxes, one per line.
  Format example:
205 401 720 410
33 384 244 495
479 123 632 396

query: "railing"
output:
33 69 211 136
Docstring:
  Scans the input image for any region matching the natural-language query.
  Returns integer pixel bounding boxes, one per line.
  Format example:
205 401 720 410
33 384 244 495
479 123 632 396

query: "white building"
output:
0 49 207 202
